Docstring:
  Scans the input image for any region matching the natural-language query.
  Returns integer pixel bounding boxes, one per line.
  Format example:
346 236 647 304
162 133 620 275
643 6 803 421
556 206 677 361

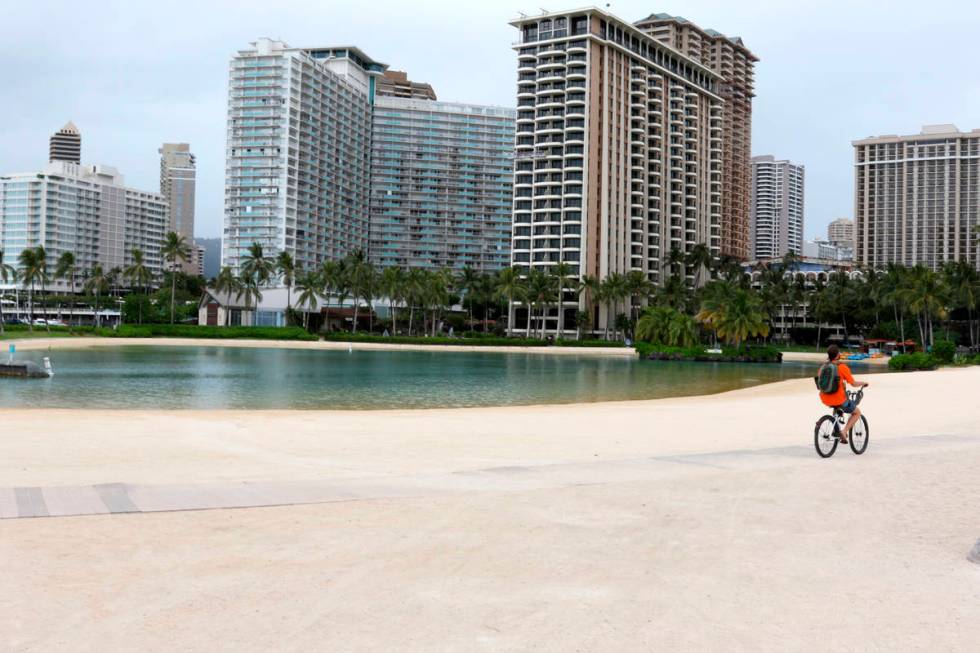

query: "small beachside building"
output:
199 287 299 327
198 287 375 330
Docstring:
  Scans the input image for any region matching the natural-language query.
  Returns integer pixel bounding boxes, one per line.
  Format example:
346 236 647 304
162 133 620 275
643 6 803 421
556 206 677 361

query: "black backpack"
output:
814 362 840 394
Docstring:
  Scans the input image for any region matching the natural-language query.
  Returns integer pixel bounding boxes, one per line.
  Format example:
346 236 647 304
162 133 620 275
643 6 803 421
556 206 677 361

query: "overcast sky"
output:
2 0 978 241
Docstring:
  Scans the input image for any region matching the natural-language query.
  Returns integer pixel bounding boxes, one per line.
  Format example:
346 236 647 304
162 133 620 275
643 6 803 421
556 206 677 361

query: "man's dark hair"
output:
827 344 840 361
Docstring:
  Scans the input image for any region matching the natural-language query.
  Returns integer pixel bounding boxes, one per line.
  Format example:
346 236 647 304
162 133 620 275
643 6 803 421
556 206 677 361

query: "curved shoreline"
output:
5 335 889 365
7 336 637 357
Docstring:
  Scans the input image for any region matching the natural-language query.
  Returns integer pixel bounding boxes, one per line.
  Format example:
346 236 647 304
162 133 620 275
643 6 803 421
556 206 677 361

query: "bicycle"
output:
814 388 869 458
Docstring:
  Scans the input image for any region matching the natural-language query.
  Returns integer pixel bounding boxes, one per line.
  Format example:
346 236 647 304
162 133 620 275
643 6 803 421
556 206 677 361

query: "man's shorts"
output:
834 399 858 414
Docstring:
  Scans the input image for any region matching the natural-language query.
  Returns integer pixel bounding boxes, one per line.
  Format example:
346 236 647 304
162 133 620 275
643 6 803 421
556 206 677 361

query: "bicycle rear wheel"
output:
849 415 869 455
814 415 838 458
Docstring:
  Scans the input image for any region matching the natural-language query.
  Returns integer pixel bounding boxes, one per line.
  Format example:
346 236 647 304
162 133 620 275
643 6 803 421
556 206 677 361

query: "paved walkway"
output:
2 433 975 521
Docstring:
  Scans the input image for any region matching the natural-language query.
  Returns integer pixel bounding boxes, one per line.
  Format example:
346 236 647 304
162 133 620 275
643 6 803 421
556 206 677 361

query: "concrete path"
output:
3 432 974 520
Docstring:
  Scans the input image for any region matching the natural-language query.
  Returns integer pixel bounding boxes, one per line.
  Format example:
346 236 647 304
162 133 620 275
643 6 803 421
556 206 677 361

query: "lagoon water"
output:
0 345 882 410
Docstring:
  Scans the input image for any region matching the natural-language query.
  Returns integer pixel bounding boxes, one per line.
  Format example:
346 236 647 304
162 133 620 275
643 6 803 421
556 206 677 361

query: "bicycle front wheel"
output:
814 415 838 458
849 415 869 455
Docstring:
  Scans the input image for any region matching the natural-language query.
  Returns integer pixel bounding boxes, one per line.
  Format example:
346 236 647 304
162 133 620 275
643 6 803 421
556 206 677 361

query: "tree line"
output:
0 232 194 333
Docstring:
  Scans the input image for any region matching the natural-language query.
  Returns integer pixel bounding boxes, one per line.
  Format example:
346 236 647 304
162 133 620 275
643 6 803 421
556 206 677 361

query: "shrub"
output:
931 339 956 364
99 324 317 341
636 342 781 363
888 352 939 371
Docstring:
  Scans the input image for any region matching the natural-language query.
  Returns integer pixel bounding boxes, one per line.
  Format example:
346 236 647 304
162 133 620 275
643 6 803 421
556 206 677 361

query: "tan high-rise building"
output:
510 8 723 335
634 13 758 261
160 143 197 273
853 125 980 270
376 70 437 100
49 121 81 164
827 218 854 247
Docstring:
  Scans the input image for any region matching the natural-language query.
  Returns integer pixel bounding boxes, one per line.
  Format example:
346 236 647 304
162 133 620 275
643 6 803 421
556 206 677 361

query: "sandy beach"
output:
1 359 978 650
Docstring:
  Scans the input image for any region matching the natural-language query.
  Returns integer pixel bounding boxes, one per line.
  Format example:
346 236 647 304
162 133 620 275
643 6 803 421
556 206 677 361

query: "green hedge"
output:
636 342 783 363
322 333 548 347
555 339 627 348
888 352 939 371
96 325 318 341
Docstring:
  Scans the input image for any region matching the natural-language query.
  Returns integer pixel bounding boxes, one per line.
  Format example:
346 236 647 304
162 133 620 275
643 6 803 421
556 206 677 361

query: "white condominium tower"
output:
369 96 515 272
853 125 980 270
0 162 167 278
750 155 804 259
223 39 383 271
510 8 723 334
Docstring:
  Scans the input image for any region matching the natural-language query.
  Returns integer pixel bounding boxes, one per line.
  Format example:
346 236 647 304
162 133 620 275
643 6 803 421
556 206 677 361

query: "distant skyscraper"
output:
827 218 854 247
635 13 758 261
510 8 723 335
223 39 382 272
750 155 804 260
0 162 167 279
49 121 81 164
369 96 514 271
159 144 196 239
376 70 437 100
854 125 980 270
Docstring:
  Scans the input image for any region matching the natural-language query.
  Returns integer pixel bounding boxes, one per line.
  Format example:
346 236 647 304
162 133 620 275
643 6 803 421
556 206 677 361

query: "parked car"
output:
45 319 67 327
1 317 25 325
32 319 48 326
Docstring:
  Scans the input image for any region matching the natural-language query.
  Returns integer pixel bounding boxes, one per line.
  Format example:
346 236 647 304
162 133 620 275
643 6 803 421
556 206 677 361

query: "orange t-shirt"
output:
820 362 854 407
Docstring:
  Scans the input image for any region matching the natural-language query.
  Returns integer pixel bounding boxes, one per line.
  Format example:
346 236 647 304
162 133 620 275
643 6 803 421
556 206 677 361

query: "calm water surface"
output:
0 346 884 410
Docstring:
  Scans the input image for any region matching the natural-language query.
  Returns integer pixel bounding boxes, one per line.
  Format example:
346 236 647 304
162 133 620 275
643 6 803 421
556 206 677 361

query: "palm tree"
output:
123 249 154 324
161 232 192 324
457 265 480 331
18 247 48 332
345 250 372 333
379 266 405 335
943 261 979 348
636 305 698 347
495 266 526 337
686 243 713 288
276 251 296 312
577 274 600 336
525 267 557 338
474 273 498 333
697 282 769 348
294 271 320 330
236 273 263 325
213 266 242 326
0 249 18 334
84 264 110 328
54 252 78 330
599 273 628 340
903 265 948 348
552 261 576 338
625 270 653 325
404 268 427 336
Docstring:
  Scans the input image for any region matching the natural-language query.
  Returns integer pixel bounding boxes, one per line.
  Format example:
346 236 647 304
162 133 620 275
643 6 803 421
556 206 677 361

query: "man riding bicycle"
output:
818 345 869 444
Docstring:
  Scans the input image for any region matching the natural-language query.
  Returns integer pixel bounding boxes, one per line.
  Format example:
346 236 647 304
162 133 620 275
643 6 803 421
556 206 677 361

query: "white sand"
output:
1 366 978 650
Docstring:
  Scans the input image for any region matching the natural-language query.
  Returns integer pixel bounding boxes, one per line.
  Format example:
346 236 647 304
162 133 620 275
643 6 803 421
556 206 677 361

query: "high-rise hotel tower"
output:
854 125 980 270
635 13 758 261
750 155 804 260
510 8 723 334
223 40 383 272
